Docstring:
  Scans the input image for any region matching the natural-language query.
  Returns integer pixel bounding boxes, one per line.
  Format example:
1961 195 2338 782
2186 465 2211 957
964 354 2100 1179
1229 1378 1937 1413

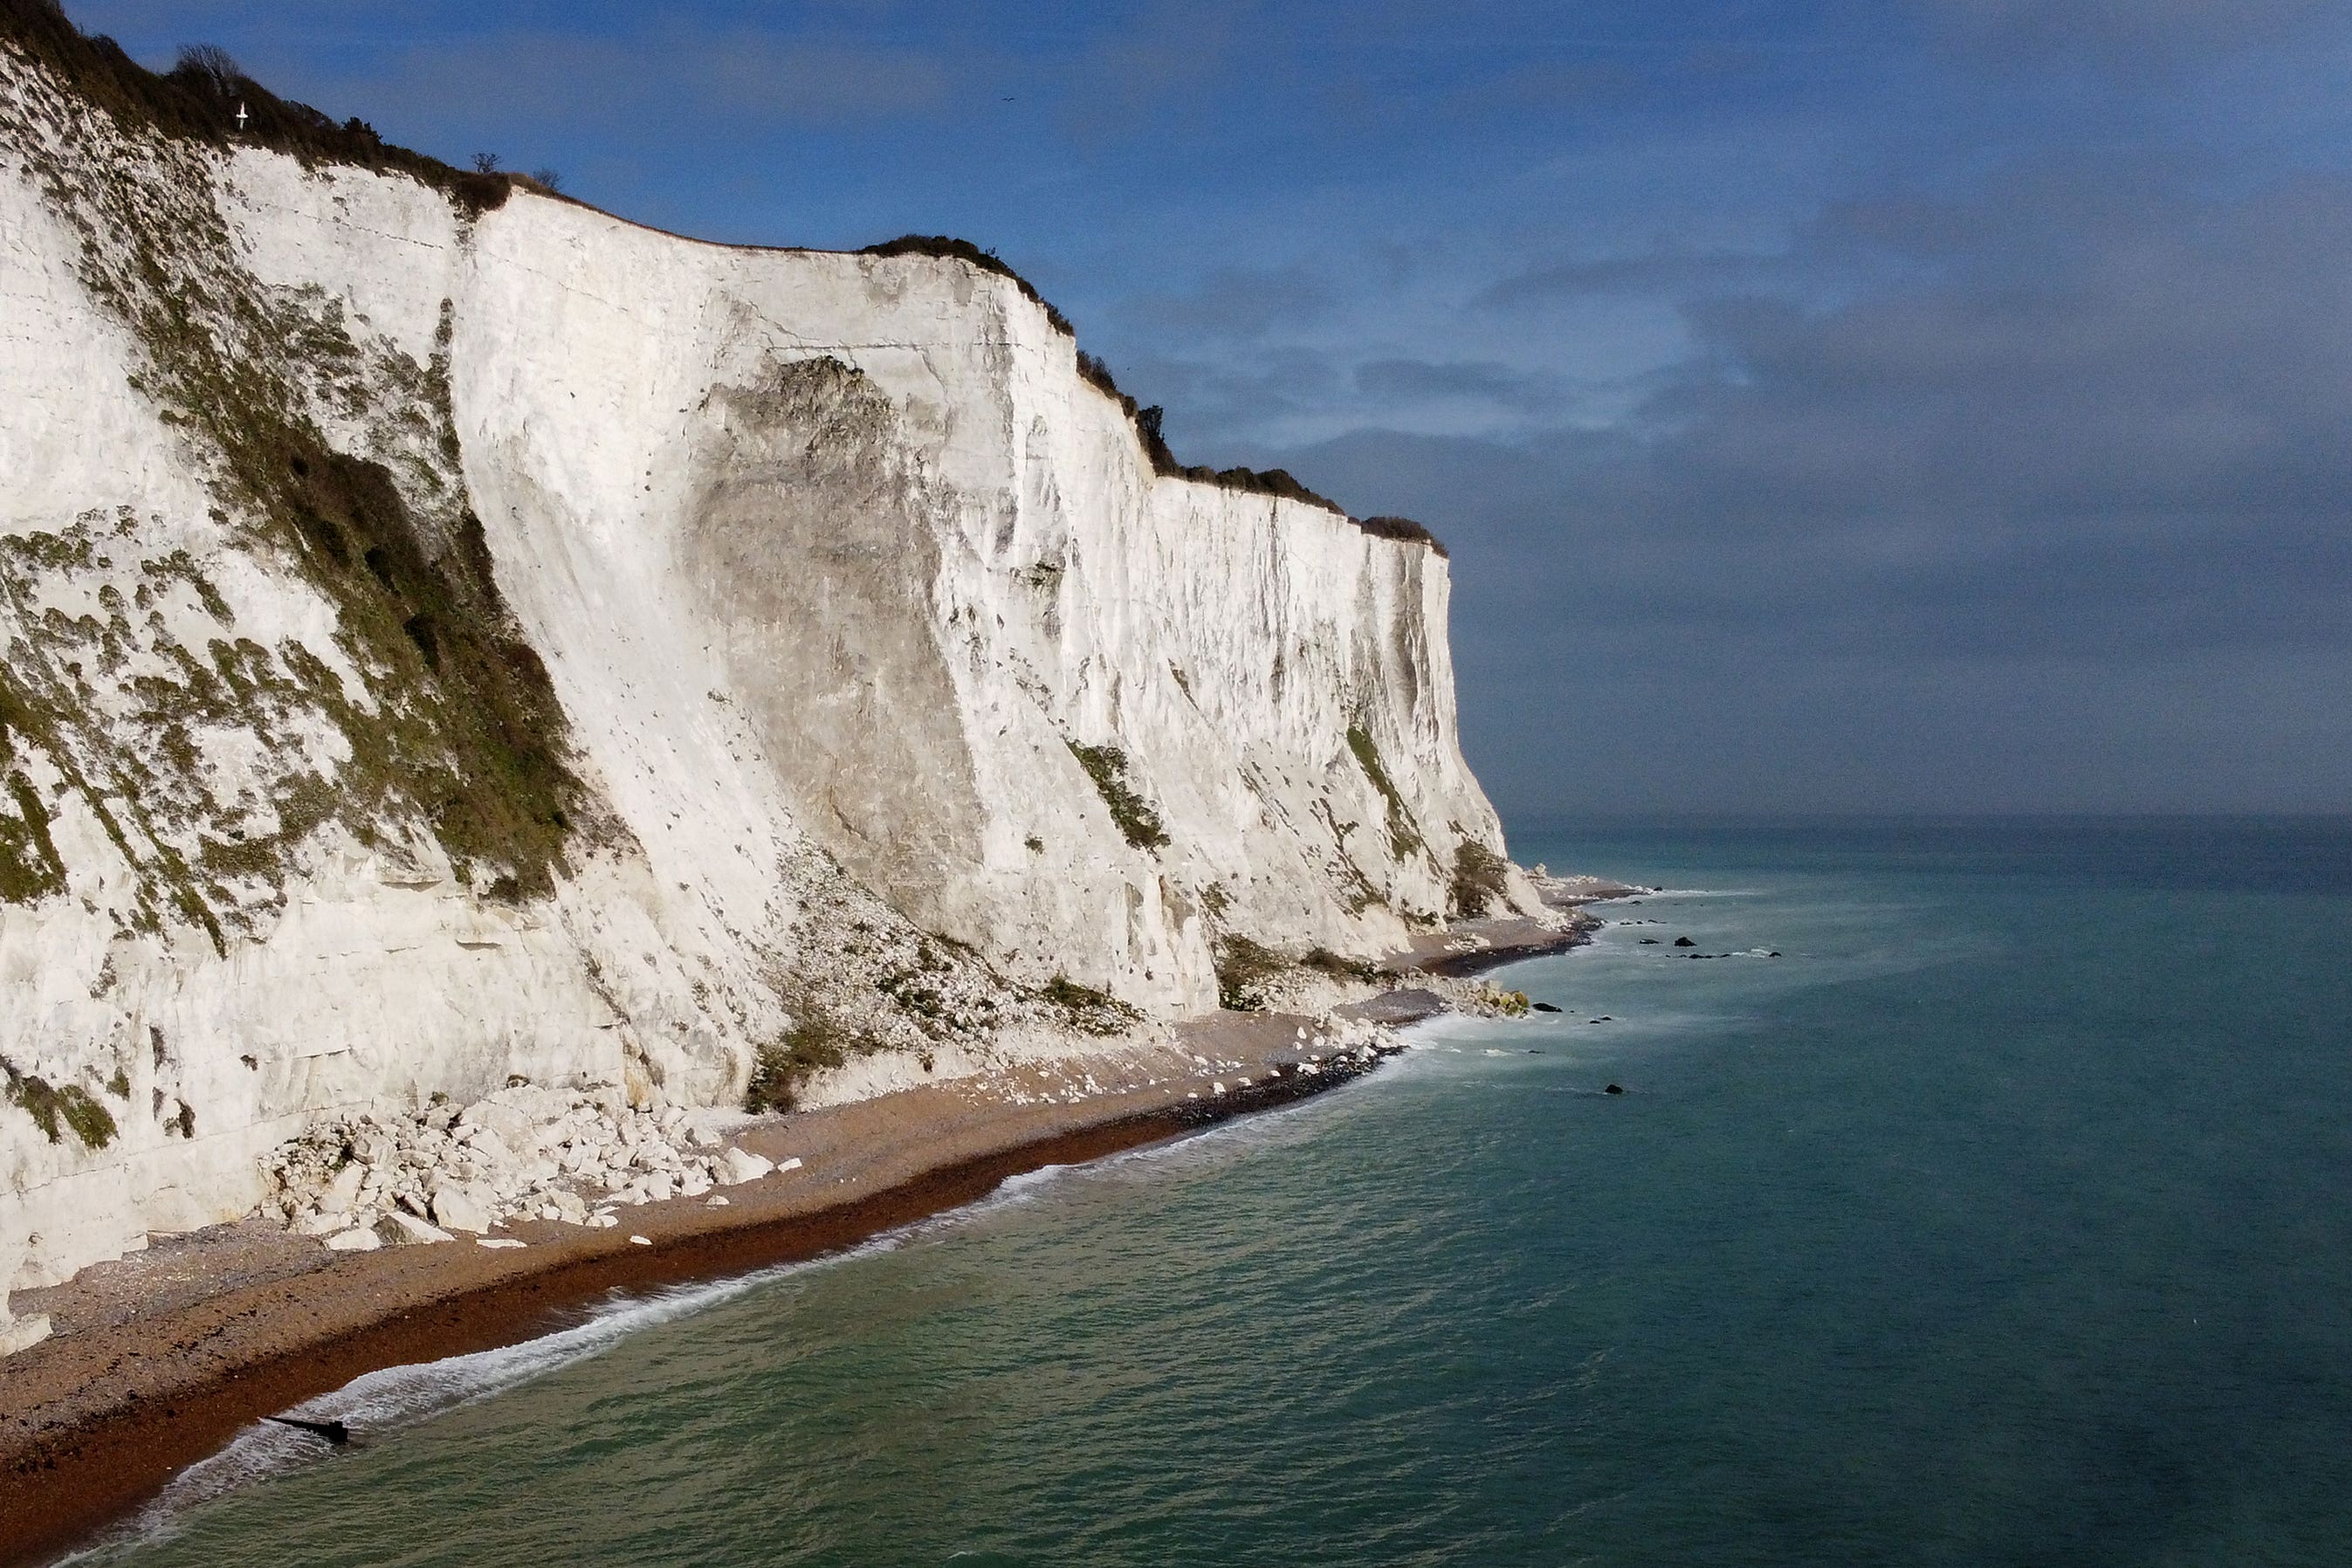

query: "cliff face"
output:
0 28 1529 1289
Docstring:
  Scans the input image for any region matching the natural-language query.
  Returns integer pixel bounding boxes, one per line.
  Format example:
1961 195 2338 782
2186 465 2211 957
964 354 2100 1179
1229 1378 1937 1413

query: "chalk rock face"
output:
0 28 1532 1292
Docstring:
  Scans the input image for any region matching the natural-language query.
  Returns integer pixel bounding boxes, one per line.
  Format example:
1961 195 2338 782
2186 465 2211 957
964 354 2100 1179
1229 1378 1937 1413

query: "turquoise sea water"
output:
80 817 2352 1566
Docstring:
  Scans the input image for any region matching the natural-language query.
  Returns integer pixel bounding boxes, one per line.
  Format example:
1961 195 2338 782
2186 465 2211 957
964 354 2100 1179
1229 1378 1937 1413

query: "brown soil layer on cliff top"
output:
0 1014 1373 1568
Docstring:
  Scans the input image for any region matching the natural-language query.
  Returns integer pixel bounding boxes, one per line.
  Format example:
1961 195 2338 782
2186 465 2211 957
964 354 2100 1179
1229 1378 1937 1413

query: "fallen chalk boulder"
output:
0 1296 51 1357
375 1212 455 1246
430 1184 495 1235
719 1147 774 1186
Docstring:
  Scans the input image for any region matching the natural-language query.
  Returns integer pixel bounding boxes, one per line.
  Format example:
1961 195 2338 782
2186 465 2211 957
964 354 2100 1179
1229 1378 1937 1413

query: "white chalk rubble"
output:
262 1081 787 1250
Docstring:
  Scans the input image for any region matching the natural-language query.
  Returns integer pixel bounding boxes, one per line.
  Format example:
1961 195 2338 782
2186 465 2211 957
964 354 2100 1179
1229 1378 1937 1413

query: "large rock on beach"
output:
375 1212 457 1247
430 1183 497 1235
719 1148 776 1186
0 1311 52 1357
0 1247 52 1357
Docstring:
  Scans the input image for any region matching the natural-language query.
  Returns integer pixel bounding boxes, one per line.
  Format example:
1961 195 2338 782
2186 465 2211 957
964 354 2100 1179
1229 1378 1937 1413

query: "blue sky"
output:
69 0 2352 813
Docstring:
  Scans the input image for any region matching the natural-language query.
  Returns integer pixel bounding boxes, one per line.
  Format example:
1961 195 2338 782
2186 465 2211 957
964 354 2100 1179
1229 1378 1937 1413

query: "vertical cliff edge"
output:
0 14 1536 1289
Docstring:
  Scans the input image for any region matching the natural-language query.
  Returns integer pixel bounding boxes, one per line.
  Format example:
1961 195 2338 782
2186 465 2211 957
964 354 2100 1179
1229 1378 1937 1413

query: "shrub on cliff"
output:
1040 974 1141 1036
1357 515 1449 558
1065 352 1375 522
743 1017 857 1115
1451 841 1511 918
1303 946 1379 983
1214 934 1288 1011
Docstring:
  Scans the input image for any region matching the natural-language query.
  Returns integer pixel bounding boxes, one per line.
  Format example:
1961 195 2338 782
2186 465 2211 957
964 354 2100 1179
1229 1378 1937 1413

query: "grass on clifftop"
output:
1 2 1444 565
859 236 1075 336
0 2 512 212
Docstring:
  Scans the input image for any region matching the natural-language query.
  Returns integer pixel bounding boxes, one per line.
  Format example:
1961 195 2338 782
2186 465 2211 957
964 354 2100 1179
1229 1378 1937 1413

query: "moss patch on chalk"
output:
1345 724 1425 861
0 51 586 928
3 1059 119 1149
1067 740 1169 852
1039 974 1140 1036
0 765 67 904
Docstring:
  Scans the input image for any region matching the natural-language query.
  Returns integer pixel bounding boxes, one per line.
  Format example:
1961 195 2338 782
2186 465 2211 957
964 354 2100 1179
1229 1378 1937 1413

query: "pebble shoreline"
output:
0 1012 1431 1568
0 893 1619 1567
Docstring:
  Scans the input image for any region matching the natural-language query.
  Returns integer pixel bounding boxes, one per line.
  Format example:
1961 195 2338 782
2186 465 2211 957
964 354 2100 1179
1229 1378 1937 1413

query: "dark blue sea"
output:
84 817 2352 1566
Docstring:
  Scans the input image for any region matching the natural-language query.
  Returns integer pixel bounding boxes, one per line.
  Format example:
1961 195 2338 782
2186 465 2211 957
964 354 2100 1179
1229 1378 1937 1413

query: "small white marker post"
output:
235 102 249 131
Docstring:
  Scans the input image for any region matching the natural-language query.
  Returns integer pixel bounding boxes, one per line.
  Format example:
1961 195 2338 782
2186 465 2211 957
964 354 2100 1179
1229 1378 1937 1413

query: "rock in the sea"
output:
1640 938 1660 945
719 1147 775 1186
1604 1083 1626 1095
1673 937 1695 947
325 1227 382 1252
375 1212 456 1246
1532 1002 1561 1013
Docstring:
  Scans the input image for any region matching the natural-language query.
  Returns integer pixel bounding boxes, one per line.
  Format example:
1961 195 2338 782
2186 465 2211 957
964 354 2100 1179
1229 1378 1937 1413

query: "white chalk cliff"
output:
0 15 1533 1293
